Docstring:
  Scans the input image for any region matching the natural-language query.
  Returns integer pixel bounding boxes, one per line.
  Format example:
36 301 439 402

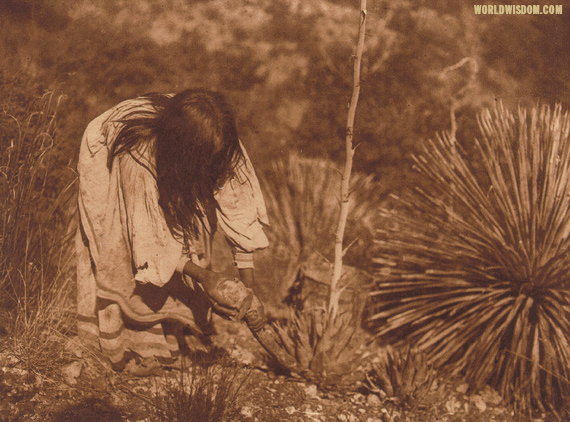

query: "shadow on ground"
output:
52 397 123 422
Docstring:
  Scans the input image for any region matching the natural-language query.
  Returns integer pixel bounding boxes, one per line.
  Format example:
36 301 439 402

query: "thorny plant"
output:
370 102 570 416
261 155 378 380
365 346 435 411
273 304 362 383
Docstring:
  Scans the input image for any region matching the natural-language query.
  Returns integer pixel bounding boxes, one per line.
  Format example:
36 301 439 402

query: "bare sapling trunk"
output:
328 0 367 321
272 0 370 378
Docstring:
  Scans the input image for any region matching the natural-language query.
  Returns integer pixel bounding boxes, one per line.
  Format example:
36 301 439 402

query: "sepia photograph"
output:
0 0 569 420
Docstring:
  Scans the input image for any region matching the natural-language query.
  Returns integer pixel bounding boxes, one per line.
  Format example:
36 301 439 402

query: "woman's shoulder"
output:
82 97 149 158
89 93 174 128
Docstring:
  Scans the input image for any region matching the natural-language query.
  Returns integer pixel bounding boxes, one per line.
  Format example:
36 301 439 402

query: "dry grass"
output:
0 77 76 380
370 102 570 415
145 359 250 422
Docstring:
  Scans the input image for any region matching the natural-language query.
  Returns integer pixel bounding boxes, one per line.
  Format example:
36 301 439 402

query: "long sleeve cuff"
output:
233 250 254 269
176 255 191 274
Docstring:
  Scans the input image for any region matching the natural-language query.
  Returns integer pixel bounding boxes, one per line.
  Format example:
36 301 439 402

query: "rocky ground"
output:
0 316 553 421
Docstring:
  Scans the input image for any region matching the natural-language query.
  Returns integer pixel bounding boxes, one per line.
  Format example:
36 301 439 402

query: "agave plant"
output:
272 256 370 381
370 102 570 414
366 345 435 409
273 306 359 381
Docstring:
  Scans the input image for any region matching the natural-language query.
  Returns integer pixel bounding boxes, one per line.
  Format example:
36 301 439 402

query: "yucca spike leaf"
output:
370 102 570 414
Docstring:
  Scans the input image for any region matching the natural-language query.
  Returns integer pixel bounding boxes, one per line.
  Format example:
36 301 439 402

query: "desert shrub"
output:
146 360 249 422
258 152 382 298
272 257 372 381
0 73 75 375
370 102 570 415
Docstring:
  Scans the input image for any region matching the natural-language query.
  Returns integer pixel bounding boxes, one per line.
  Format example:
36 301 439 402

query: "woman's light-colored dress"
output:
76 97 269 366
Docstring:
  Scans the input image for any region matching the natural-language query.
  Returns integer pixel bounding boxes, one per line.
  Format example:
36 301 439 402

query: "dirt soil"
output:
0 315 549 422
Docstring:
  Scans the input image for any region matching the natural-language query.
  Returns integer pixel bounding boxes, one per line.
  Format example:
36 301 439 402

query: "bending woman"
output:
76 89 269 371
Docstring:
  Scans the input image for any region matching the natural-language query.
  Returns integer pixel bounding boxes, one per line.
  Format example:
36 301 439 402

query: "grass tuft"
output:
146 359 250 422
0 73 75 381
370 102 570 414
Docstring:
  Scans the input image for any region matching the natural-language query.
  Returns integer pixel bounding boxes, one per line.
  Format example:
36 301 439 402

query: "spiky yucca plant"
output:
370 103 570 414
260 153 381 285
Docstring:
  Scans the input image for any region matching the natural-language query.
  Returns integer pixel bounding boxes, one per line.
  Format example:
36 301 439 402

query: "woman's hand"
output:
181 260 253 321
236 267 267 330
244 295 267 331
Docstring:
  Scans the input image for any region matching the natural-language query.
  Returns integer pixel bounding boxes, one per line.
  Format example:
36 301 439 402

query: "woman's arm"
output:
237 265 267 330
180 259 265 329
238 267 254 288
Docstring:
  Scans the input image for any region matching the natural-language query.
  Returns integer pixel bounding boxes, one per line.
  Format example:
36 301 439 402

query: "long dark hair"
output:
108 89 244 243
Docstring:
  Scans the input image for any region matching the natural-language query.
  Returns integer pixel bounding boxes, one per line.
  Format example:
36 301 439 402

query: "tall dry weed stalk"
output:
371 102 570 414
0 77 75 375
